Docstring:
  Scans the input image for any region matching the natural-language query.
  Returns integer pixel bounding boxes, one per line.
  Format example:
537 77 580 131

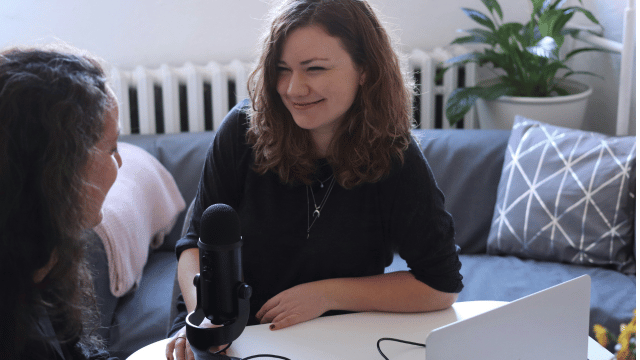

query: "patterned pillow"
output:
486 116 635 270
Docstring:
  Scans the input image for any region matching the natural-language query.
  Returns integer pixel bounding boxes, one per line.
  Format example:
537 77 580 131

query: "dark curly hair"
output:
0 46 111 359
247 0 414 189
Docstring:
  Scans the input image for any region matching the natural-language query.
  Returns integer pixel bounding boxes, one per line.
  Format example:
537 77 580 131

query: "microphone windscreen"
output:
199 204 241 246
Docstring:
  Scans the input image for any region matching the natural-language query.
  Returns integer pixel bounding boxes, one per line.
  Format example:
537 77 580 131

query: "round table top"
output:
128 300 507 360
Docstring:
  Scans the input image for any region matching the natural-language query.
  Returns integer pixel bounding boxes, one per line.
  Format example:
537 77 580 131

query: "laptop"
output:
425 275 591 360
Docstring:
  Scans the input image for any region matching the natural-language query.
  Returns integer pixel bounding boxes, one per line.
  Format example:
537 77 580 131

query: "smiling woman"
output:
167 1 463 360
275 25 364 157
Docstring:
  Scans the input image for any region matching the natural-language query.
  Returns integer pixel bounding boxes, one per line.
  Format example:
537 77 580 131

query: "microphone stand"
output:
186 274 252 360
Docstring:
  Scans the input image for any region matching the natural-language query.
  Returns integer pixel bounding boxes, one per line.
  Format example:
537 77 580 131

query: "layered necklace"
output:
306 174 337 239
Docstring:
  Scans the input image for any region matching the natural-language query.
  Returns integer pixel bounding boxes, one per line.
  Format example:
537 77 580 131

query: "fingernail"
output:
269 324 275 330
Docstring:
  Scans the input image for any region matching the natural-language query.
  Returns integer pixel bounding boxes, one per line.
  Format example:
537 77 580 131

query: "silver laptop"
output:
425 275 591 360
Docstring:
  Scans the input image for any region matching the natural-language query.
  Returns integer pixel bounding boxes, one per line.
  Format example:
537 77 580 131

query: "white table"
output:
128 301 613 360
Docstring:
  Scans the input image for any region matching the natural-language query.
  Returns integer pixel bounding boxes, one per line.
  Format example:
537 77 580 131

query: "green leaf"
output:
538 9 565 37
455 28 499 45
462 8 496 30
446 83 518 124
560 70 604 80
483 81 519 99
564 47 610 61
445 52 482 66
481 0 503 20
549 0 568 10
451 31 495 46
553 86 570 96
446 87 482 125
531 0 546 15
564 7 600 25
451 35 482 45
495 22 526 52
561 28 580 38
552 11 574 35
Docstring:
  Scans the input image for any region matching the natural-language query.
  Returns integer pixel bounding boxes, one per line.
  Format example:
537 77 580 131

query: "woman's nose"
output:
287 71 309 97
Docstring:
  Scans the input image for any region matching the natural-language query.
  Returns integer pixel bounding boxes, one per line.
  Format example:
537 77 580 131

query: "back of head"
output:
0 46 110 358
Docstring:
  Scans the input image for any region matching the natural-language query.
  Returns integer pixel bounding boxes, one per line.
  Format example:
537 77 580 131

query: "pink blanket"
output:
93 142 185 297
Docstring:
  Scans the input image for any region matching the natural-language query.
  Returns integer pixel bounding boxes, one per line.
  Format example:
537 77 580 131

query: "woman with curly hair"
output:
0 46 122 359
167 1 463 358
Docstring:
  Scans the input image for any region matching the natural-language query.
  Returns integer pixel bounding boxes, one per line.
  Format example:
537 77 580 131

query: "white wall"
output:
0 0 634 135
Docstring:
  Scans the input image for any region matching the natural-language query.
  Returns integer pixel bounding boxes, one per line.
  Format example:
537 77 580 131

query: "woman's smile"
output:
292 98 325 109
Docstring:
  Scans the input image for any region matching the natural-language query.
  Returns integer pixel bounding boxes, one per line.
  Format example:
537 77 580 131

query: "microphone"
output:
186 204 252 360
198 203 245 324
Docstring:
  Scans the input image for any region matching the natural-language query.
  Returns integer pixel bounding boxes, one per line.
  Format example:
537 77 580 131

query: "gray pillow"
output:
486 116 635 271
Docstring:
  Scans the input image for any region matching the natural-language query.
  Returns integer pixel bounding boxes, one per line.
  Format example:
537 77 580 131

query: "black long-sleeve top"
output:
172 101 463 332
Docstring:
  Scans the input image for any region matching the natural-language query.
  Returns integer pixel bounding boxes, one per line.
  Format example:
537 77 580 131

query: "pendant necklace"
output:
306 176 337 239
317 174 334 188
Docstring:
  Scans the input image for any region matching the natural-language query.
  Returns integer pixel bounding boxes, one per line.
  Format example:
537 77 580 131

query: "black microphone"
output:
198 203 245 324
186 203 252 359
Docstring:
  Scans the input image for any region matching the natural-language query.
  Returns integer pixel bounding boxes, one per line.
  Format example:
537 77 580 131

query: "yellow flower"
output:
616 347 632 360
594 324 612 347
616 310 636 360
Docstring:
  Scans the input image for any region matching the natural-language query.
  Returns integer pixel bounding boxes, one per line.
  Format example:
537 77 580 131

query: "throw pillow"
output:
93 142 186 297
486 116 635 270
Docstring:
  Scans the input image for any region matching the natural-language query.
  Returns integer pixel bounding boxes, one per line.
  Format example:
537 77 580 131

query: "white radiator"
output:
110 47 476 135
409 45 477 129
110 60 250 135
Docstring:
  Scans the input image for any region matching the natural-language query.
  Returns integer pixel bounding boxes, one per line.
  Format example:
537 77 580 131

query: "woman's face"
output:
276 25 364 153
83 91 122 228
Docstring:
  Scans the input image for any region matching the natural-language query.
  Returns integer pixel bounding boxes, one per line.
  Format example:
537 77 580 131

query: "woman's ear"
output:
359 70 366 86
33 249 58 283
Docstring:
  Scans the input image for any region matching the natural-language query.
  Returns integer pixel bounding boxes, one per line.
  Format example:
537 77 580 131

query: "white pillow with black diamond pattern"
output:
486 116 635 270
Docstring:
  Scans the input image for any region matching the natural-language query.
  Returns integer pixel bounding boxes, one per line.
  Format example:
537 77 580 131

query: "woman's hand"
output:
165 322 229 360
255 281 333 330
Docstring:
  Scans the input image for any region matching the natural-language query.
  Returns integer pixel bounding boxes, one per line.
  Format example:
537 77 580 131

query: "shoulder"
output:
387 134 431 178
216 99 251 139
208 99 253 157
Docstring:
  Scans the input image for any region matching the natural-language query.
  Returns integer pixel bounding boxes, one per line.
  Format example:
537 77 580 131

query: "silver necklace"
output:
306 176 337 239
317 174 334 188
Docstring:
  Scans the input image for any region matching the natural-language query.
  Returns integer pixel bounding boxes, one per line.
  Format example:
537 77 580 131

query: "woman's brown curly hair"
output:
0 46 110 358
247 0 414 189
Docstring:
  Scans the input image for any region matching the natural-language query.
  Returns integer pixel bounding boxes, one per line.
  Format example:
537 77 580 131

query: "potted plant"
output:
443 0 604 129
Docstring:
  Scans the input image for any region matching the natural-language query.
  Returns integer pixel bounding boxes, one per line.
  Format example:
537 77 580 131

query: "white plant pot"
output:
475 79 593 130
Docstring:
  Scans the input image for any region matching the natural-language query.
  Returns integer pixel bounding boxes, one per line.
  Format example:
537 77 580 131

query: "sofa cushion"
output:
486 117 636 271
414 129 510 254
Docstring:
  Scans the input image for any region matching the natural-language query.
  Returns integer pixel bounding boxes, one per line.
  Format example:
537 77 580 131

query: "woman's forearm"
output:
322 271 457 313
177 248 201 313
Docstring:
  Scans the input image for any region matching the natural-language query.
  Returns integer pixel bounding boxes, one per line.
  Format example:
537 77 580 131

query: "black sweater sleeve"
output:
383 138 463 293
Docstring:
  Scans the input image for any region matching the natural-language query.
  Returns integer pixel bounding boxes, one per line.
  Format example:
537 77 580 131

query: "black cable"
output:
209 336 424 359
376 337 425 360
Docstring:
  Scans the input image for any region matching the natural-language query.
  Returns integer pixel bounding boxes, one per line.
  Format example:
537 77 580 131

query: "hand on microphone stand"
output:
166 321 230 360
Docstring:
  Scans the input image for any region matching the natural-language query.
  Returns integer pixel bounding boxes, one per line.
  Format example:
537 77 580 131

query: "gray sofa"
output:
89 127 636 359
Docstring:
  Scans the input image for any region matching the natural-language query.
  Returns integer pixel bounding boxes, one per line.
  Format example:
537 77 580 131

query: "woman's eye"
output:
276 66 290 72
307 67 326 72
